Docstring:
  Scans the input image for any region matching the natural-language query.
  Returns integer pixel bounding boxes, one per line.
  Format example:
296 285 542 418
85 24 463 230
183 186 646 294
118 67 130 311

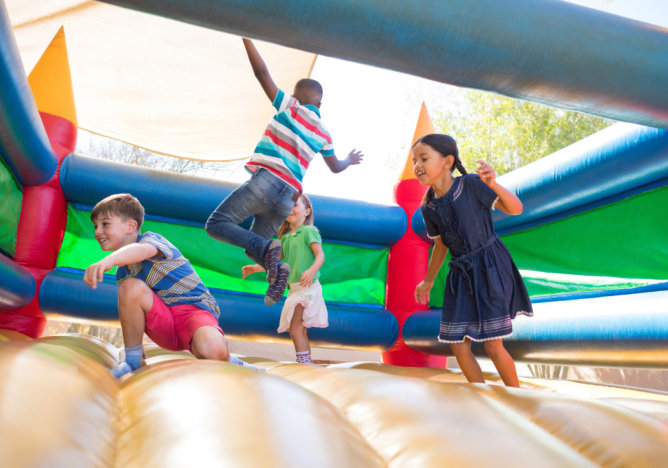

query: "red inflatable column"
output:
382 103 446 367
0 28 77 337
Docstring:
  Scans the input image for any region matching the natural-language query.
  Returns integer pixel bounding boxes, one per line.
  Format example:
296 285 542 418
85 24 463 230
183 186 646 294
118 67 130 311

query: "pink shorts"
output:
144 292 223 352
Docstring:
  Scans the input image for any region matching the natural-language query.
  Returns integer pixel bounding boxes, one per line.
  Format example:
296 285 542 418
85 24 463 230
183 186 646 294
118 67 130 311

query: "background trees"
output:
435 90 612 175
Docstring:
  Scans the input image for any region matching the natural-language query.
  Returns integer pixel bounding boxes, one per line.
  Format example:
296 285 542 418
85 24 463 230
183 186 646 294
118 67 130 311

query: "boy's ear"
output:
126 218 138 232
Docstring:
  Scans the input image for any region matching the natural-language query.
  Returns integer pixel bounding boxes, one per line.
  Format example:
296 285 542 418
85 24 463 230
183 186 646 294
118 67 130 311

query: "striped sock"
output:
111 344 143 378
296 351 311 363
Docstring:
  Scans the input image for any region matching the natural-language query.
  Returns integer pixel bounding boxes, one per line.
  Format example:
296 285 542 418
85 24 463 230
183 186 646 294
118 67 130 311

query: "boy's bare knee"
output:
192 328 229 361
118 278 151 301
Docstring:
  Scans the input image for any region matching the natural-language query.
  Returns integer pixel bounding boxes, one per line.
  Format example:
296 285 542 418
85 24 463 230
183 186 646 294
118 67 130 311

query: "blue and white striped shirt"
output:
116 232 220 318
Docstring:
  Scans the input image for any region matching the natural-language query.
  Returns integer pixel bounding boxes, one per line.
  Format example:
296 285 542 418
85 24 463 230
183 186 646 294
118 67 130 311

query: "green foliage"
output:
435 90 613 175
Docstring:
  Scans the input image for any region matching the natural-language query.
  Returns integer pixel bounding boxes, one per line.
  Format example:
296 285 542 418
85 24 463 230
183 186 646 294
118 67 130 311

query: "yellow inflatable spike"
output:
27 26 77 126
398 102 435 181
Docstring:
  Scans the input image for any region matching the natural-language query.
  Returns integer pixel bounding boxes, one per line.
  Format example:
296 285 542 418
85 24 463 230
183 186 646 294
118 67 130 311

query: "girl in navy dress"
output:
413 134 533 387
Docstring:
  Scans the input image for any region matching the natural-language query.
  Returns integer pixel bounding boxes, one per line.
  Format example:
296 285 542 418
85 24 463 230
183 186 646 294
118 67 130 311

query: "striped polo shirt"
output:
245 89 335 193
116 232 220 318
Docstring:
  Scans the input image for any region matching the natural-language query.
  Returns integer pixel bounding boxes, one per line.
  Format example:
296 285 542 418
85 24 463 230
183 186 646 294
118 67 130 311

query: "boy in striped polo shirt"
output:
206 38 363 306
84 193 258 378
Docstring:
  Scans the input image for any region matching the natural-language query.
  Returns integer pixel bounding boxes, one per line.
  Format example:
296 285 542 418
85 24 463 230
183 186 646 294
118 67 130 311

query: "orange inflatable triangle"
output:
399 102 435 181
28 26 77 127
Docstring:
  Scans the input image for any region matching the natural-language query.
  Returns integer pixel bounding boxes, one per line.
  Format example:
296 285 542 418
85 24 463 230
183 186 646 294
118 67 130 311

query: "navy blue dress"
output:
421 174 533 343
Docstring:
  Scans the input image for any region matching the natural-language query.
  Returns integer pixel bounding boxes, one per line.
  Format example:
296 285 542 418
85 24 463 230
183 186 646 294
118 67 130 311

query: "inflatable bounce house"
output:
1 0 667 466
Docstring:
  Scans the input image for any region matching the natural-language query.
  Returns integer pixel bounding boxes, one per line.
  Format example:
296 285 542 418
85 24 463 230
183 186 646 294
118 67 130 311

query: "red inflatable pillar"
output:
382 103 446 367
0 28 77 337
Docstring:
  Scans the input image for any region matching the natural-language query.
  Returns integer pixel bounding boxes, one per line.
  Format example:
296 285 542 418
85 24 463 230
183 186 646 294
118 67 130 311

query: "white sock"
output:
296 351 311 363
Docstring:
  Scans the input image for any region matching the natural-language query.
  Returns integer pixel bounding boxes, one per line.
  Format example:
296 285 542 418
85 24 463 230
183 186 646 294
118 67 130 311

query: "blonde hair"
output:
90 193 145 230
277 194 314 239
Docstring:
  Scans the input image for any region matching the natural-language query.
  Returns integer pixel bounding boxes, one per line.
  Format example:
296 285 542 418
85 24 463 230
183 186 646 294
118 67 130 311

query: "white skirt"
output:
278 280 329 333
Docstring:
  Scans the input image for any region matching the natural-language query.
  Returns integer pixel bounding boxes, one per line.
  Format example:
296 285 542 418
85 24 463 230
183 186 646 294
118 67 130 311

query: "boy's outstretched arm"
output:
84 243 158 289
323 149 364 173
242 38 278 102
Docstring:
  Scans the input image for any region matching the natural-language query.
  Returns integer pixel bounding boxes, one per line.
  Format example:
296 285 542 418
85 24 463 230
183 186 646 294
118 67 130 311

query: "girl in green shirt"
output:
242 195 328 363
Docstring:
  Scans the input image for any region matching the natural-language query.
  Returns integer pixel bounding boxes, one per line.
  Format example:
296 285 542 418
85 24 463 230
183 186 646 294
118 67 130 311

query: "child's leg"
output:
483 339 520 387
205 180 275 265
289 304 311 363
205 169 296 265
190 326 230 360
449 339 485 383
189 323 262 371
113 278 154 378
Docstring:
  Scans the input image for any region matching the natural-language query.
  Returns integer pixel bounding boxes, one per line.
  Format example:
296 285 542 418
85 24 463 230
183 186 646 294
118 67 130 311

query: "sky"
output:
297 0 668 205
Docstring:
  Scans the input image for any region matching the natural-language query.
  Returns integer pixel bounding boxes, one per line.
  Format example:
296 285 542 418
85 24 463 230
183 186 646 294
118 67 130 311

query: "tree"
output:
75 130 245 179
435 90 613 175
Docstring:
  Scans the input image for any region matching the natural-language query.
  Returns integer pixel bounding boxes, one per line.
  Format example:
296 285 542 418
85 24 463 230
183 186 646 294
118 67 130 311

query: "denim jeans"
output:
205 168 297 266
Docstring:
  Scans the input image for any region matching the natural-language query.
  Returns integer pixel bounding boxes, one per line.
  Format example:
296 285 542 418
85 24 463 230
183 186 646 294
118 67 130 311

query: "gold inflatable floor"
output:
1 331 667 468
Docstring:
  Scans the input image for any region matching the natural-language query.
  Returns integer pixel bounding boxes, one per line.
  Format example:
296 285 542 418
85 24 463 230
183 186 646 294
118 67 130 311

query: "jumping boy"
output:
84 193 257 378
205 38 363 306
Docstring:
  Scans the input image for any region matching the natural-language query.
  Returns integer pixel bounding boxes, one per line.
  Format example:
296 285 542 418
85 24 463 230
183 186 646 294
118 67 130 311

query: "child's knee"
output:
118 278 151 301
289 321 306 337
204 216 217 235
483 339 505 358
193 330 229 361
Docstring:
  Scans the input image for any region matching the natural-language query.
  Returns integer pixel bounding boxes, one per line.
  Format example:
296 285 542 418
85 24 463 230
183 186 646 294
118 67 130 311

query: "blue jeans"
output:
205 168 298 266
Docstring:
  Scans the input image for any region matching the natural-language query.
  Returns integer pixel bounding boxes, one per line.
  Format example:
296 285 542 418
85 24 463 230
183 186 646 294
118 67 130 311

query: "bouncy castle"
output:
1 1 667 466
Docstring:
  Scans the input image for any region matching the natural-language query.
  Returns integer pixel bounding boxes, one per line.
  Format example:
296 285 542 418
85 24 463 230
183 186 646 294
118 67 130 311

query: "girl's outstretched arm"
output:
475 160 523 215
415 237 448 305
241 263 265 280
299 242 325 287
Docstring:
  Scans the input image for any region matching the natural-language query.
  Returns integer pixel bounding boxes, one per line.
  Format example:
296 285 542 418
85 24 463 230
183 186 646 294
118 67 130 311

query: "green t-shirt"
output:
280 225 322 284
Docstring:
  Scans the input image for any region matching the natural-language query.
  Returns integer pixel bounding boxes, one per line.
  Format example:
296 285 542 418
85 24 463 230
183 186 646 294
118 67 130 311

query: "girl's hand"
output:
299 268 315 287
414 280 434 305
475 160 497 187
241 264 264 279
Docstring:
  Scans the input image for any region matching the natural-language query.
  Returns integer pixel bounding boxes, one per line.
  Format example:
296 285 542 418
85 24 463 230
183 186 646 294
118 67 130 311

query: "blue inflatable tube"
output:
0 255 36 312
60 153 406 247
402 288 668 368
413 124 668 240
39 269 399 350
99 0 668 129
0 2 57 186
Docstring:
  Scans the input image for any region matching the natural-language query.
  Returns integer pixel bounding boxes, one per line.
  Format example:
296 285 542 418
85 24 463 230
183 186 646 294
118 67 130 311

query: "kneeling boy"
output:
83 193 255 377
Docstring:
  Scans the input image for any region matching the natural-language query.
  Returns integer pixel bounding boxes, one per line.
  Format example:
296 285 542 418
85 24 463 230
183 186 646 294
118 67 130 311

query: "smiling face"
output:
412 142 454 187
286 196 311 229
93 213 138 251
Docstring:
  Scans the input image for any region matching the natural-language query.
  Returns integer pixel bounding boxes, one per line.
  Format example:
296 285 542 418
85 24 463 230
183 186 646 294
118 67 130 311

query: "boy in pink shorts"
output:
83 193 257 378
